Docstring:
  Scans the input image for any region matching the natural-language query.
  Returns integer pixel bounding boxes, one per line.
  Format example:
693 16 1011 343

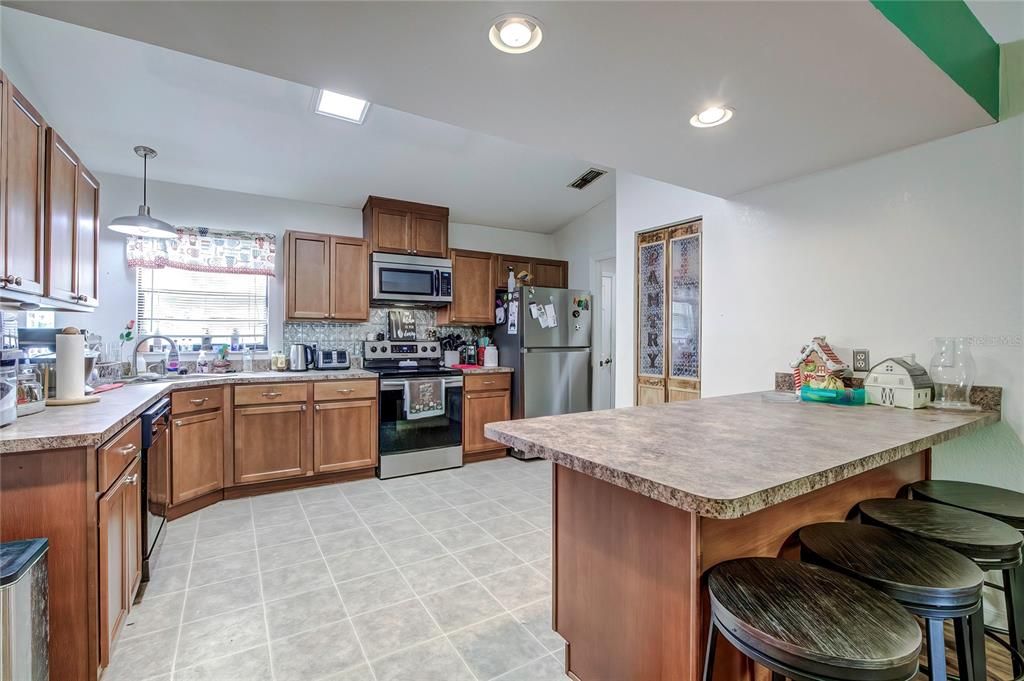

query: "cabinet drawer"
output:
98 419 142 493
465 373 510 392
313 379 377 402
234 383 307 405
171 387 223 415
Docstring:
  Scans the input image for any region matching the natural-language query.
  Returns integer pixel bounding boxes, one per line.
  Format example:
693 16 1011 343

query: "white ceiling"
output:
5 1 997 198
0 8 613 233
967 0 1024 43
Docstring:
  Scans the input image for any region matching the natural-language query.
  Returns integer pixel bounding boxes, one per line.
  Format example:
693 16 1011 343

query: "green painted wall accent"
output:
872 0 1001 120
1002 40 1024 119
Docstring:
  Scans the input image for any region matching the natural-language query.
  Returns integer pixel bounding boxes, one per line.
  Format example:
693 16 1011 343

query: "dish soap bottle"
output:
196 348 211 374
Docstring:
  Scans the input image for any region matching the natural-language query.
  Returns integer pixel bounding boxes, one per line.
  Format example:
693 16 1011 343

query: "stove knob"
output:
421 346 428 352
370 346 377 353
430 345 437 353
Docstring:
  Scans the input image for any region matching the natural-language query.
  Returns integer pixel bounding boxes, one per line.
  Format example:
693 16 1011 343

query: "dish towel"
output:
404 378 445 420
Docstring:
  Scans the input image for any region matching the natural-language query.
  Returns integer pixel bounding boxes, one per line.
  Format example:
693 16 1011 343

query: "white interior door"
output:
595 258 616 410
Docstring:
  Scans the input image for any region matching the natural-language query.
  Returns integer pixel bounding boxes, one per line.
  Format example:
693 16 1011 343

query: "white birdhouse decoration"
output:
865 356 934 409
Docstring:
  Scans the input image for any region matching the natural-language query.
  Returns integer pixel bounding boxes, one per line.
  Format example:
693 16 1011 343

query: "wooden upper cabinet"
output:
363 196 448 257
496 255 532 288
285 231 330 319
330 236 369 321
234 402 309 484
532 259 568 288
44 129 79 304
3 80 46 296
74 166 100 307
497 254 568 289
285 231 369 322
438 249 496 325
411 213 447 258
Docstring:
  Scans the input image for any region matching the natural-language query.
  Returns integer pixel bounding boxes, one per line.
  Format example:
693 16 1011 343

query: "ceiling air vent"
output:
567 167 607 190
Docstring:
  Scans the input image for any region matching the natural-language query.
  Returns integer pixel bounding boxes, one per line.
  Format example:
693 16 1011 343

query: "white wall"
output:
58 173 555 349
553 197 616 290
615 117 1024 483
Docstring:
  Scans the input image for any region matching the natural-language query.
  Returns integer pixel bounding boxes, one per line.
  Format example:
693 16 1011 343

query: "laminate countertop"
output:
484 392 999 519
0 370 378 454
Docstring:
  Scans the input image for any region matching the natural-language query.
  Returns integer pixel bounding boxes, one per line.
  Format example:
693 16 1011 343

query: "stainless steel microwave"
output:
371 253 453 306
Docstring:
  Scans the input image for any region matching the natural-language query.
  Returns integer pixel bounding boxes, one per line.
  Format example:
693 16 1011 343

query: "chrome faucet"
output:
130 335 180 377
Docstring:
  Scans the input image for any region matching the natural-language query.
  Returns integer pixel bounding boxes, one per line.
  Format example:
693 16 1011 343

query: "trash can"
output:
0 538 49 681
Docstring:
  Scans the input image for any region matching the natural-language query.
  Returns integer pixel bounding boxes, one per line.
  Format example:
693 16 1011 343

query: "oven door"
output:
379 376 463 455
372 258 452 305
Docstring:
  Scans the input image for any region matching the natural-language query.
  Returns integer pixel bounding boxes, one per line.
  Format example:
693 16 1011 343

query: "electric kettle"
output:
288 344 314 372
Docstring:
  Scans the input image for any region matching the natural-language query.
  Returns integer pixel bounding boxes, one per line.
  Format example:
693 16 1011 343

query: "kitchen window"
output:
135 267 269 350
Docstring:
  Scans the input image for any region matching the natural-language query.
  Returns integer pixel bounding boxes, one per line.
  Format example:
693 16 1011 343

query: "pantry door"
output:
634 219 702 405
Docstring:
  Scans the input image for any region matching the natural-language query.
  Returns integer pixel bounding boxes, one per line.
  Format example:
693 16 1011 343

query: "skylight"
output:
314 89 370 124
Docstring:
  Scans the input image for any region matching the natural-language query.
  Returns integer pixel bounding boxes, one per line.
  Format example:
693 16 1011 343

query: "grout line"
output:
166 518 198 677
299 486 381 681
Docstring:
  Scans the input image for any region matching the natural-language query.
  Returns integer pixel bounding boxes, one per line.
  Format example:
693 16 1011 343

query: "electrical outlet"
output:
852 348 870 372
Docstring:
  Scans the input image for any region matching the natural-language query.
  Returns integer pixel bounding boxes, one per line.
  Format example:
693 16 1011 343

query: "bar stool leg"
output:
703 621 718 681
967 609 987 681
953 617 976 681
1005 567 1024 677
927 618 949 681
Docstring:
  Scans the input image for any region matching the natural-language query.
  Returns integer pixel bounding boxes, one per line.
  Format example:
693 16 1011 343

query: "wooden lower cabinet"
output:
463 379 511 459
171 408 224 504
98 456 141 668
313 398 378 472
234 402 309 483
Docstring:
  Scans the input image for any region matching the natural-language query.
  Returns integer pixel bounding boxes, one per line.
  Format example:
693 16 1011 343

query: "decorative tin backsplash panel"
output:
638 241 665 376
284 308 478 359
670 234 700 379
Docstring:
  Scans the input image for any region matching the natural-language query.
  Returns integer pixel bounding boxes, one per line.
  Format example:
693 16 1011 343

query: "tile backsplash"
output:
283 308 482 361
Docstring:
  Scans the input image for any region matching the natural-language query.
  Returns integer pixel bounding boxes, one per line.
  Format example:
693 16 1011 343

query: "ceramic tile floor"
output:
105 457 565 681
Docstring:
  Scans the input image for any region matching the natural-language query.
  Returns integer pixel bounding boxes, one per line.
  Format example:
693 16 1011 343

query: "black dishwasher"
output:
140 397 170 582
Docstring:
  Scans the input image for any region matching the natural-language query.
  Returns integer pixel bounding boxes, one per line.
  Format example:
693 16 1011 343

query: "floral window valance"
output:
127 227 276 276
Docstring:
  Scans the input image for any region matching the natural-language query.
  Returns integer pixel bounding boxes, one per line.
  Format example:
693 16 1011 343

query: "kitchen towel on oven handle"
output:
403 378 445 420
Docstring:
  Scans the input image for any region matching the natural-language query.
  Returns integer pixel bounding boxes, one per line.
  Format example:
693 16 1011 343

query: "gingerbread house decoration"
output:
790 336 850 391
865 356 934 409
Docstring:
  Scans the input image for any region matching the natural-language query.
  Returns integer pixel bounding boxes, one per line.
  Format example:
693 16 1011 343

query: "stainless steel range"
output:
363 340 463 479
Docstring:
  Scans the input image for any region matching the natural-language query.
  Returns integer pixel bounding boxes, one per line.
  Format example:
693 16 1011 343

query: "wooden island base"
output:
553 451 929 681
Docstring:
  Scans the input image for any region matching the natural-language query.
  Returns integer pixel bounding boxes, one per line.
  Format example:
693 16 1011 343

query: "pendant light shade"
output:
107 146 177 239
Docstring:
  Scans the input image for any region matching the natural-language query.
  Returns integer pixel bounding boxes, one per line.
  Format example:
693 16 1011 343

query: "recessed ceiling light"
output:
689 106 734 128
489 14 543 54
315 89 370 124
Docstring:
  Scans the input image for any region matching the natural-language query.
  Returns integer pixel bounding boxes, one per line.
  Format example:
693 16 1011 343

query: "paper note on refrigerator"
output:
543 303 558 328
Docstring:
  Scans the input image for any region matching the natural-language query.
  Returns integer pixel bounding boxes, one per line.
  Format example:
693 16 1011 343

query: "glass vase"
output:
928 337 980 410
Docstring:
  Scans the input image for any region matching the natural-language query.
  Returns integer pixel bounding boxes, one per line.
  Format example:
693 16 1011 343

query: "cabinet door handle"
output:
300 404 307 412
481 380 495 385
174 420 183 427
322 313 329 318
118 443 137 455
314 404 321 411
189 397 208 406
261 392 282 398
336 388 354 394
124 474 139 485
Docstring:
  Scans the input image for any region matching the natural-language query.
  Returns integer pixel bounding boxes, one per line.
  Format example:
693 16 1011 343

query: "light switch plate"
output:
852 348 870 372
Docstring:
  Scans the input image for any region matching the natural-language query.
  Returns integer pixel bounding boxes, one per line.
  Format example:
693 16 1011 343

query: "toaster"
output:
314 349 351 370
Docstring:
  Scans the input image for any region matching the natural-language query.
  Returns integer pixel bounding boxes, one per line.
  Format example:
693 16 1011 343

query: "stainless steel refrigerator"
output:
493 287 592 460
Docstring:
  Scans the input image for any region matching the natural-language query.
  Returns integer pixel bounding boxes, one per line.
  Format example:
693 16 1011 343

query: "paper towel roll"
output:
56 332 85 400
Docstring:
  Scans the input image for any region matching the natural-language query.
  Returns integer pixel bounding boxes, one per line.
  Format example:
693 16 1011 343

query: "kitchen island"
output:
485 392 1000 681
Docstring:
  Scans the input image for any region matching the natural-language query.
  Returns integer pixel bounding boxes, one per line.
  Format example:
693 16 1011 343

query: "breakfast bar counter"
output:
486 392 999 681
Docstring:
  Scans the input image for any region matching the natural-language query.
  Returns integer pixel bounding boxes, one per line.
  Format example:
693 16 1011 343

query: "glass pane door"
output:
637 241 665 377
669 234 700 379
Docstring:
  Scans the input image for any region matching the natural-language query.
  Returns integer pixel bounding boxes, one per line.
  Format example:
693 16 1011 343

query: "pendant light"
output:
107 145 177 238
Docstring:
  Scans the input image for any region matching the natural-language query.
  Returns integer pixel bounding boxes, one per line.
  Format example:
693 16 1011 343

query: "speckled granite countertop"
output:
459 366 513 374
0 370 378 454
485 392 999 519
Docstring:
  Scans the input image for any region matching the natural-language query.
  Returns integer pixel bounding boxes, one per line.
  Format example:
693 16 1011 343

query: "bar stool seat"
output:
911 480 1024 531
800 522 985 680
705 558 921 681
858 498 1024 570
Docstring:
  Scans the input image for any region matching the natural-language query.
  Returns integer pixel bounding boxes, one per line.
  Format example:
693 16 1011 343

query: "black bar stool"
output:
911 480 1024 677
859 497 1024 680
799 521 985 681
704 557 922 681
